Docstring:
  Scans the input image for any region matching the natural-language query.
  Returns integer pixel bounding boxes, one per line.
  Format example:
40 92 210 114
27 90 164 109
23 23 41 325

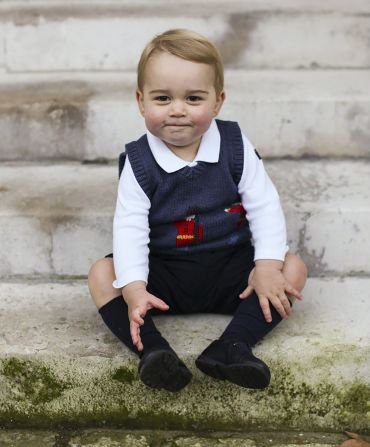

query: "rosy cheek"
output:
193 110 214 127
145 111 163 129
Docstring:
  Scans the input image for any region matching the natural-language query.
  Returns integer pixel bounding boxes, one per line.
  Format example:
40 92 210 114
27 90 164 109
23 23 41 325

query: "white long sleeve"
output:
112 126 288 289
238 134 288 261
112 160 150 288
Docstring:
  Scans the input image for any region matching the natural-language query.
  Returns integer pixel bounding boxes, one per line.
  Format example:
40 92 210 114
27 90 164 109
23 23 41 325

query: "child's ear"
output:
136 89 145 116
213 90 225 116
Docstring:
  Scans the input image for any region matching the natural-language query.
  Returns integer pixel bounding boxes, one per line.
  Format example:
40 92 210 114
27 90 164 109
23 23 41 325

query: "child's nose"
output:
169 100 186 117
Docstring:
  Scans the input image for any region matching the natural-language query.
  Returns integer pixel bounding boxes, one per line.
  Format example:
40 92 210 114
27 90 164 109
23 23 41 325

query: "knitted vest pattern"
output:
125 119 252 254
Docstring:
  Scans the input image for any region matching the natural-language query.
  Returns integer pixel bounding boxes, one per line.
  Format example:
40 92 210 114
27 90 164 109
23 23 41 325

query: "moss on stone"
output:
111 366 137 384
341 382 370 413
1 357 69 405
0 356 369 433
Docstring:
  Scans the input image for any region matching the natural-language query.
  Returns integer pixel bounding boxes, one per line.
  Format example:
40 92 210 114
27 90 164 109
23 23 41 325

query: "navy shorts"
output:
105 242 255 315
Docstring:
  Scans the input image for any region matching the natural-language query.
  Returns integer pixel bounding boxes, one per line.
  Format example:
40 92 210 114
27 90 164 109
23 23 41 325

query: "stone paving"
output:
0 429 352 447
0 279 369 432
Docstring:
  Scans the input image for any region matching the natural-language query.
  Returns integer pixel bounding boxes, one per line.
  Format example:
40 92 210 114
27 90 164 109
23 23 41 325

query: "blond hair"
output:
137 29 224 94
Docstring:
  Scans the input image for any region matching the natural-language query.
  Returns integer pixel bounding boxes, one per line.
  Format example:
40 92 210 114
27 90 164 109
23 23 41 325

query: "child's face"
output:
136 52 225 160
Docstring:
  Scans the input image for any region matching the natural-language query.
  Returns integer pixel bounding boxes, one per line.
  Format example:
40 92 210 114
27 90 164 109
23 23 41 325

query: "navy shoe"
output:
195 339 270 389
138 347 192 392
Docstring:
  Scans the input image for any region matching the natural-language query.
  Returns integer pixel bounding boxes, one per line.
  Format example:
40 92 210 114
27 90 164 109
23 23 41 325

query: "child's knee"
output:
88 258 115 294
283 253 307 292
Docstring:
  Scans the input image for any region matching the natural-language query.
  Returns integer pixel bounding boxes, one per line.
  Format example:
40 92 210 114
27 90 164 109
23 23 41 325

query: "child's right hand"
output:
122 281 169 352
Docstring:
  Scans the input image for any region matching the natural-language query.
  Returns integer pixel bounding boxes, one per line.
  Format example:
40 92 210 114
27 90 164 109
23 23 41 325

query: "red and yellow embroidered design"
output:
175 215 203 247
224 202 247 229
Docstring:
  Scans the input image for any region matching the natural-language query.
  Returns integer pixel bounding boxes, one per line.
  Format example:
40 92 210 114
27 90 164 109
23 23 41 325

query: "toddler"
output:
88 29 307 392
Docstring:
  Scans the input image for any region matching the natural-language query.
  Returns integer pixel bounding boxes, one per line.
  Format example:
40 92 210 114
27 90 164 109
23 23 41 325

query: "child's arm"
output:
123 280 169 352
112 160 169 351
112 160 151 289
240 260 303 323
237 134 303 322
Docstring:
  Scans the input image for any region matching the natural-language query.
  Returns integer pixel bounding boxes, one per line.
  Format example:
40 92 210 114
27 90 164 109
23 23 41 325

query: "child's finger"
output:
136 334 144 352
133 320 144 351
285 283 303 300
130 320 139 345
148 296 170 311
239 285 254 299
278 292 292 316
269 295 287 319
131 308 145 326
259 296 272 323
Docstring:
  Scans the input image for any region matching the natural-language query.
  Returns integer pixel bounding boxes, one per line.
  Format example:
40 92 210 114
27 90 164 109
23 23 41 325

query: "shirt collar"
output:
146 119 220 173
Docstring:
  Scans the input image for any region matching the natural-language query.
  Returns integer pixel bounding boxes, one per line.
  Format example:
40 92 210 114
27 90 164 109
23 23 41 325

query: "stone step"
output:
0 278 369 431
0 429 354 447
0 70 370 160
1 1 370 72
0 160 369 277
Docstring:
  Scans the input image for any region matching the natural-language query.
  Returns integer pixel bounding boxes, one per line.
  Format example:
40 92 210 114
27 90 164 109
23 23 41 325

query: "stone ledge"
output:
0 278 369 431
1 0 370 15
0 429 354 447
1 71 370 160
1 12 370 72
0 160 369 276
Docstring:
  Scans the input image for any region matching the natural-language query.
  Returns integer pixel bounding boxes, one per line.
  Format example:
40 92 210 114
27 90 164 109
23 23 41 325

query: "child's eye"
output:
187 96 202 102
155 96 170 102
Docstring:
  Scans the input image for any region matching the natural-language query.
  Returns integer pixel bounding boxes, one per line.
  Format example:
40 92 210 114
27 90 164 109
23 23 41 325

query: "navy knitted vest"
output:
122 119 252 254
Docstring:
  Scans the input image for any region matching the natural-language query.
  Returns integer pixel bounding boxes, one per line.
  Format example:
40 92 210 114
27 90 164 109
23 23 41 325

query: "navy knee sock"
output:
220 292 282 347
98 296 170 356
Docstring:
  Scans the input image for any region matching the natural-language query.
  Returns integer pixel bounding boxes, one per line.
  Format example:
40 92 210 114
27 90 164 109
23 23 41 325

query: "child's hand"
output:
239 260 303 323
122 281 169 352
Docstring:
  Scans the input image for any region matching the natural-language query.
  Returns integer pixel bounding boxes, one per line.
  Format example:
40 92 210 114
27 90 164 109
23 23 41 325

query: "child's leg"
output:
88 257 170 354
196 252 307 389
88 257 192 391
219 253 307 345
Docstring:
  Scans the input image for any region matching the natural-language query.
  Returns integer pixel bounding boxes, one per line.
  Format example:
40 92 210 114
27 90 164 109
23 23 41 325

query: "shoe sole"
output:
139 349 192 392
195 355 270 389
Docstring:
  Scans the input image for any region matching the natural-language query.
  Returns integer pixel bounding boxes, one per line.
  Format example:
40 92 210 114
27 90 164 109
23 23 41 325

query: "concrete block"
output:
1 70 370 160
66 430 344 447
268 159 370 275
0 78 89 160
0 160 369 277
218 13 370 69
0 22 5 70
5 16 226 72
0 216 52 276
4 11 370 71
0 278 368 430
222 70 370 158
52 216 113 276
0 431 56 447
301 211 370 275
0 429 349 446
85 93 146 161
2 0 370 15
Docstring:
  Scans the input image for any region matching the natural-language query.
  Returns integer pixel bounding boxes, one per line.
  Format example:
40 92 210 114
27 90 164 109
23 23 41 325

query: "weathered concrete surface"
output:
0 429 352 447
1 6 370 71
0 278 369 431
2 0 370 15
0 22 4 71
0 430 56 446
1 71 370 160
0 160 369 277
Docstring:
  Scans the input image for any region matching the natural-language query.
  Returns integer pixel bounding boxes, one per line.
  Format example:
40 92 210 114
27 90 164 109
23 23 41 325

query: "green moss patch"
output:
341 382 370 413
111 365 137 384
2 357 69 405
0 356 369 432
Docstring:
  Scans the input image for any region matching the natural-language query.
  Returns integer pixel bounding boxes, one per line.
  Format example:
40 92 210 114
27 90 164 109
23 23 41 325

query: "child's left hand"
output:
239 260 303 323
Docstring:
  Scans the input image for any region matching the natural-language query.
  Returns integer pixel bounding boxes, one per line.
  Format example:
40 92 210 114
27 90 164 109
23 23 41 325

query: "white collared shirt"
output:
112 120 288 289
